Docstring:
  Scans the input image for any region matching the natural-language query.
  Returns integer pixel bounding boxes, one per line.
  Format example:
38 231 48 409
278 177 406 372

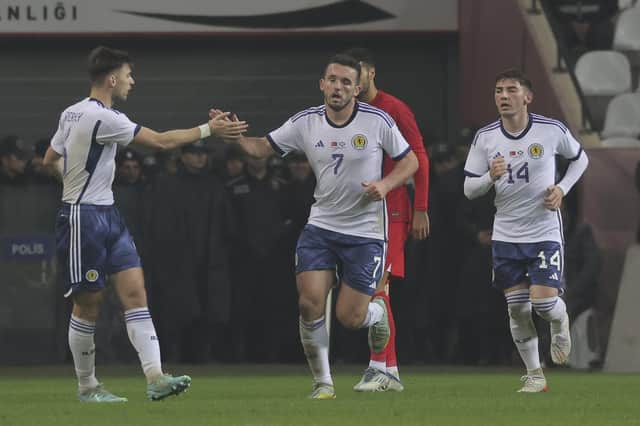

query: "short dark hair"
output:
342 47 376 67
88 46 132 83
324 53 361 82
495 68 533 91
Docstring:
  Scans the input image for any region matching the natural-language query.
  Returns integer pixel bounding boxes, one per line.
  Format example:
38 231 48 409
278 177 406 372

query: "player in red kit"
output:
345 48 430 392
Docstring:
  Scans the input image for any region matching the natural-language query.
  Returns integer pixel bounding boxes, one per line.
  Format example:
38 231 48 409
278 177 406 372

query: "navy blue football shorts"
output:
492 240 563 290
55 203 141 298
295 224 386 296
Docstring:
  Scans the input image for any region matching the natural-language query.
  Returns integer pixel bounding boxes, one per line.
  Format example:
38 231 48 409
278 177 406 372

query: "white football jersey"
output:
464 113 583 243
268 102 411 240
51 98 140 205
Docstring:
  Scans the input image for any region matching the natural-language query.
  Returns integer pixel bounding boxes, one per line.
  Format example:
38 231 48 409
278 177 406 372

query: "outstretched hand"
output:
361 180 390 201
207 109 248 139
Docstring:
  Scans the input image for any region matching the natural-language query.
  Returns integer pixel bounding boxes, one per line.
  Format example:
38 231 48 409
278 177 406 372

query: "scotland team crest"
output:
351 134 367 150
528 143 544 159
86 269 99 282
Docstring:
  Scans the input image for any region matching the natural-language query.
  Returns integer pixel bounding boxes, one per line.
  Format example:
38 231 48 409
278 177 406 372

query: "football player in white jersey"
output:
463 68 588 393
218 54 418 398
42 46 247 403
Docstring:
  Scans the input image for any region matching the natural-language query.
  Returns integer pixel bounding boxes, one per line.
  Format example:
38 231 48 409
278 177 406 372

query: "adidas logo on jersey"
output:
549 273 559 280
315 140 324 148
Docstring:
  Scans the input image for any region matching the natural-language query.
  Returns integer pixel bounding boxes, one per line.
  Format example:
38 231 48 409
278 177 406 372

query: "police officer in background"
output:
0 135 31 185
115 148 145 186
147 140 233 362
225 153 295 362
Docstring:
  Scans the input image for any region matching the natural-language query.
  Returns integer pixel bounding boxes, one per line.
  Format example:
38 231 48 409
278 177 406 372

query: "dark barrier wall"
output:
0 186 64 363
0 35 458 144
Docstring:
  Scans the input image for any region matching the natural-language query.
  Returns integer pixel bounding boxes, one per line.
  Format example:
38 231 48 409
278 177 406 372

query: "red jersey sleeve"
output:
393 103 430 211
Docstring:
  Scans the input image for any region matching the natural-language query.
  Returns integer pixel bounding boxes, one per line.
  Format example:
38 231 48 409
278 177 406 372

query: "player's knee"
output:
118 286 147 310
72 292 103 321
335 306 362 329
298 294 324 321
505 290 531 321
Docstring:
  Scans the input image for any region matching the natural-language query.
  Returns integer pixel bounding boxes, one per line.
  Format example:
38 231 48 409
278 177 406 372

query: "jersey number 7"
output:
332 153 344 174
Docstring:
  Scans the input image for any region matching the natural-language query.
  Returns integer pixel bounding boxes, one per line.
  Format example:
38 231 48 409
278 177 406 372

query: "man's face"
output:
181 151 208 173
113 63 135 102
494 78 531 118
320 63 360 112
118 159 142 184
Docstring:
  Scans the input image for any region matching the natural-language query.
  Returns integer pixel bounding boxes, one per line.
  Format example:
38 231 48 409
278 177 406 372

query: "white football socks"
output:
124 308 163 383
360 302 384 328
506 290 541 373
532 296 567 335
299 316 333 385
369 360 387 372
68 315 99 391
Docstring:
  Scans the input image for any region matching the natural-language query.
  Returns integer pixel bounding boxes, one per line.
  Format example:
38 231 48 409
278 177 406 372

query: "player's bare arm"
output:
362 151 418 201
235 136 275 159
132 112 248 151
42 147 63 178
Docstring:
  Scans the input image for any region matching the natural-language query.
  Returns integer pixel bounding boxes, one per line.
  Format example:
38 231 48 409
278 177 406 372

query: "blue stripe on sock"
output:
125 315 152 322
532 301 557 312
70 319 95 334
124 312 151 319
506 295 530 301
301 319 325 331
124 309 149 316
506 297 530 304
124 310 151 320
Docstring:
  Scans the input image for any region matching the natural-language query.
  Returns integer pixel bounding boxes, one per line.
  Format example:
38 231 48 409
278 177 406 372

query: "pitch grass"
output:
0 365 639 426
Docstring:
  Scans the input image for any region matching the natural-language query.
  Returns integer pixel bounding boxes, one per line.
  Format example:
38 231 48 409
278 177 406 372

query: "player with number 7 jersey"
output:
222 54 418 398
463 68 588 393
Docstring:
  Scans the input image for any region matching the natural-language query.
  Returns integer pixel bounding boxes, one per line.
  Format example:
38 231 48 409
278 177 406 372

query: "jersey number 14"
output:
507 162 529 184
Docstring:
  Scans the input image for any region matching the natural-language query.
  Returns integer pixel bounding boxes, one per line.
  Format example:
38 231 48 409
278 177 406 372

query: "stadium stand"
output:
613 6 640 88
600 92 640 139
575 50 632 130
